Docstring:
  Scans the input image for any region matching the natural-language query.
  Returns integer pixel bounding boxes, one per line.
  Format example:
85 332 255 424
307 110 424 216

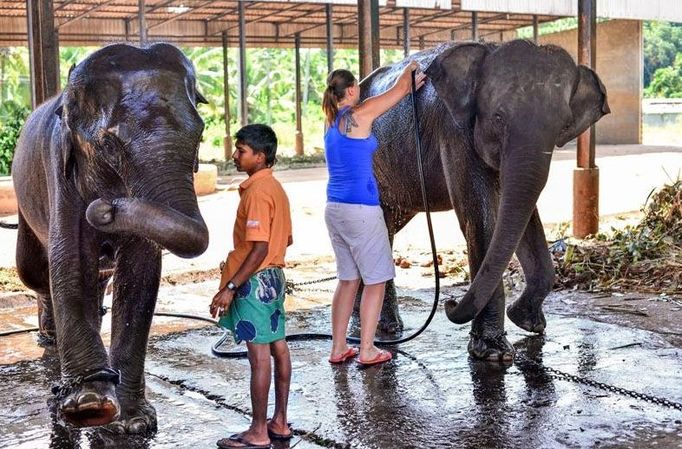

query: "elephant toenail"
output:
62 398 77 412
76 392 101 408
128 418 148 434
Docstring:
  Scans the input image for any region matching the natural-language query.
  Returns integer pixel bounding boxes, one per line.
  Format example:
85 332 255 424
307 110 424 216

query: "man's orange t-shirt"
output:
220 168 292 289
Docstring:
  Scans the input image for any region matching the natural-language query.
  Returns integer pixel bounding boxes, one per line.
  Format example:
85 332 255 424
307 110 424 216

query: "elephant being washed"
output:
363 40 609 361
11 43 208 432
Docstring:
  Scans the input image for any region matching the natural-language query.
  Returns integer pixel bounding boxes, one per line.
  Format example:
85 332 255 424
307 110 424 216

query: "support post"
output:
358 0 379 79
138 0 147 45
238 1 248 126
26 0 59 109
222 31 232 160
573 0 599 238
326 4 334 73
125 18 130 42
370 0 380 70
532 15 539 44
294 33 304 156
471 11 478 41
403 8 410 57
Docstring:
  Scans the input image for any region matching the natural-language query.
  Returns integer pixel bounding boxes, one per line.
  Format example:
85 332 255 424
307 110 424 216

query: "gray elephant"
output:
11 43 208 432
362 40 609 361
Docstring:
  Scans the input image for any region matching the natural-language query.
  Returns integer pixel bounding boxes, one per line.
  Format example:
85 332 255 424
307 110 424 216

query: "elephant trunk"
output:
85 196 208 259
445 137 553 324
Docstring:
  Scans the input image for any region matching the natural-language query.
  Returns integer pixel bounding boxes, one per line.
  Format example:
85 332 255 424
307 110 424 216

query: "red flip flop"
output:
357 350 393 366
329 347 359 364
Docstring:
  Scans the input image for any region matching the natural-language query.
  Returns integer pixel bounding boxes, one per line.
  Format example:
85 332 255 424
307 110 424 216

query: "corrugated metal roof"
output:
396 0 453 10
1 0 561 47
461 0 682 22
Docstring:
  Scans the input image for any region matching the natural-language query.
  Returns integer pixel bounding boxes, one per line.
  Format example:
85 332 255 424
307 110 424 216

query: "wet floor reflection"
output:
2 290 682 449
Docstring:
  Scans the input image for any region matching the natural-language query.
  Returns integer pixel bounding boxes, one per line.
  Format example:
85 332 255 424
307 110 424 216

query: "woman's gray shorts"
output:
324 202 396 285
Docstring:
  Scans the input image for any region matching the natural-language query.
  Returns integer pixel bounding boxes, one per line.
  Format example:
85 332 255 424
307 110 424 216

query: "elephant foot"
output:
507 298 546 334
468 331 516 364
37 331 56 347
107 396 157 435
378 307 404 336
54 368 121 428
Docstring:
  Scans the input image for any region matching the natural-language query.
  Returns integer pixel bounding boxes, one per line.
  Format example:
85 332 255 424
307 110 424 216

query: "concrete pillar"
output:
574 0 599 238
26 0 59 109
222 31 233 160
138 0 147 45
238 1 248 127
403 8 410 57
294 33 304 156
326 4 334 73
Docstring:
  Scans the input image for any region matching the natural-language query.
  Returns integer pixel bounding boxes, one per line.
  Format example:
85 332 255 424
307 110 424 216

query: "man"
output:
210 124 293 449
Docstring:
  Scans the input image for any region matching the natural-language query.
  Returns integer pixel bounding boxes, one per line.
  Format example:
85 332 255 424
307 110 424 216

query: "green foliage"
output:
643 21 682 88
0 48 30 107
0 100 30 175
644 53 682 98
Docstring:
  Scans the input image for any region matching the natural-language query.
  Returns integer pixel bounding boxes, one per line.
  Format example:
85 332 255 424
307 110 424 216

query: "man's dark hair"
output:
235 124 278 167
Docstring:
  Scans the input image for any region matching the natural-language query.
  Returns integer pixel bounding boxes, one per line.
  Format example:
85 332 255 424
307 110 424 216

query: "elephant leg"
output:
15 211 55 346
507 209 553 334
108 237 160 435
48 222 118 428
463 216 514 362
352 206 416 335
440 145 514 362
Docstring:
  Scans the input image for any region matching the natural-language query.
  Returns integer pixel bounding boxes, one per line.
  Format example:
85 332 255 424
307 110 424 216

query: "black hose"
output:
212 69 440 357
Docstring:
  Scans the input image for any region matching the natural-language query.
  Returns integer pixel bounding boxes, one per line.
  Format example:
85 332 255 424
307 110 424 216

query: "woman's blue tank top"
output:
324 107 380 205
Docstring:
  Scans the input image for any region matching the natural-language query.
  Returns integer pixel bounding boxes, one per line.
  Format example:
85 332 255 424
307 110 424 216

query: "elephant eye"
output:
494 113 504 123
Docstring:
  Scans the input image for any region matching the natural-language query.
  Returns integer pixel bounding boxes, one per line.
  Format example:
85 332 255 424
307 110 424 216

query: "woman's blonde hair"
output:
322 69 356 127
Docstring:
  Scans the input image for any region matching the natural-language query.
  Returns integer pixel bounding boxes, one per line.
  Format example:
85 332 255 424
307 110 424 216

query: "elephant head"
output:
426 40 609 324
56 43 209 258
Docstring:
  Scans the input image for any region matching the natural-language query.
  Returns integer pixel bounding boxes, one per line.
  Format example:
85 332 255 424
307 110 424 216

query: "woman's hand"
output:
399 61 427 92
210 287 235 318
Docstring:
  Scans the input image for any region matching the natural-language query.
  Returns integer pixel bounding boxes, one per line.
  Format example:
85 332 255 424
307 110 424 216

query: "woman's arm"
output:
355 61 427 124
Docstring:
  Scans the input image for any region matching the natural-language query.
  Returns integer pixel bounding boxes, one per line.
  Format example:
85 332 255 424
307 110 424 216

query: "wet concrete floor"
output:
1 282 681 449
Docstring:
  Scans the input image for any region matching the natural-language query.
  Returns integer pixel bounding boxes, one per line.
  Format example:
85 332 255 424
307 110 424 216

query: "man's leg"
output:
220 343 271 447
269 339 292 437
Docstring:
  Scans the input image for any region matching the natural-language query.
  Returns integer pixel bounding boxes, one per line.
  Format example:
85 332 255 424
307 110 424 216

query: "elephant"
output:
361 40 609 361
10 43 209 432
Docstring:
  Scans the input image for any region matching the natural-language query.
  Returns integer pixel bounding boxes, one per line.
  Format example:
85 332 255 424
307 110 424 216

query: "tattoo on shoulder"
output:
343 111 359 136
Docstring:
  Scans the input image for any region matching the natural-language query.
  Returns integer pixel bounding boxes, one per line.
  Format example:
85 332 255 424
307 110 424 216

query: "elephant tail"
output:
0 221 18 230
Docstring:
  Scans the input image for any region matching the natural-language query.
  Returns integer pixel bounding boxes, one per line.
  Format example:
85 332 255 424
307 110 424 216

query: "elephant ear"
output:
425 43 489 124
557 65 610 147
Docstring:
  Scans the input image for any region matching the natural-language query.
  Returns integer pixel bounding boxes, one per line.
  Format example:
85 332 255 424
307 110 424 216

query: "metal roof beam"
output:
57 0 119 30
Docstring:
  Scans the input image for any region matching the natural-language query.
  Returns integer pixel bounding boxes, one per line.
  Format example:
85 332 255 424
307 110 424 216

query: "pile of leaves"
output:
553 180 682 294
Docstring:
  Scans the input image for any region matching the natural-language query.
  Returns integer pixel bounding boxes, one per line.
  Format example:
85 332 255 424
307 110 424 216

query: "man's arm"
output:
228 241 269 288
210 241 269 318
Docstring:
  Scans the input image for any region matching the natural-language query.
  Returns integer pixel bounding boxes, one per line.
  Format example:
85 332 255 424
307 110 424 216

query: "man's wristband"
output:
226 280 237 292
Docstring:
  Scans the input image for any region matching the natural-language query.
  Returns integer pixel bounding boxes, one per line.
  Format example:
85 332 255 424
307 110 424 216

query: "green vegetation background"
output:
0 21 681 175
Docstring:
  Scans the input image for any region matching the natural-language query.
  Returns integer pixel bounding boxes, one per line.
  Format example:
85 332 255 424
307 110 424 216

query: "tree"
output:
645 53 682 98
643 21 682 88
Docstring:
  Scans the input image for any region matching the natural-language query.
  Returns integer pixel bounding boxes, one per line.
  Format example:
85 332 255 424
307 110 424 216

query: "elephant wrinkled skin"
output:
11 43 209 432
363 40 609 361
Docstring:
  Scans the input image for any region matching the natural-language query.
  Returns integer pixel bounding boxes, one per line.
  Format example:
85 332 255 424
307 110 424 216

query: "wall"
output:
539 19 642 145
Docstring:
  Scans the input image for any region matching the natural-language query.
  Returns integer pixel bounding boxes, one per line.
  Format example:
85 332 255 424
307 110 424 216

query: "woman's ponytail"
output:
322 85 338 127
322 69 356 127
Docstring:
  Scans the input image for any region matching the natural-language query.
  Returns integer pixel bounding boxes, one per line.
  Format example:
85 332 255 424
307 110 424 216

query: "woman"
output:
322 62 426 366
